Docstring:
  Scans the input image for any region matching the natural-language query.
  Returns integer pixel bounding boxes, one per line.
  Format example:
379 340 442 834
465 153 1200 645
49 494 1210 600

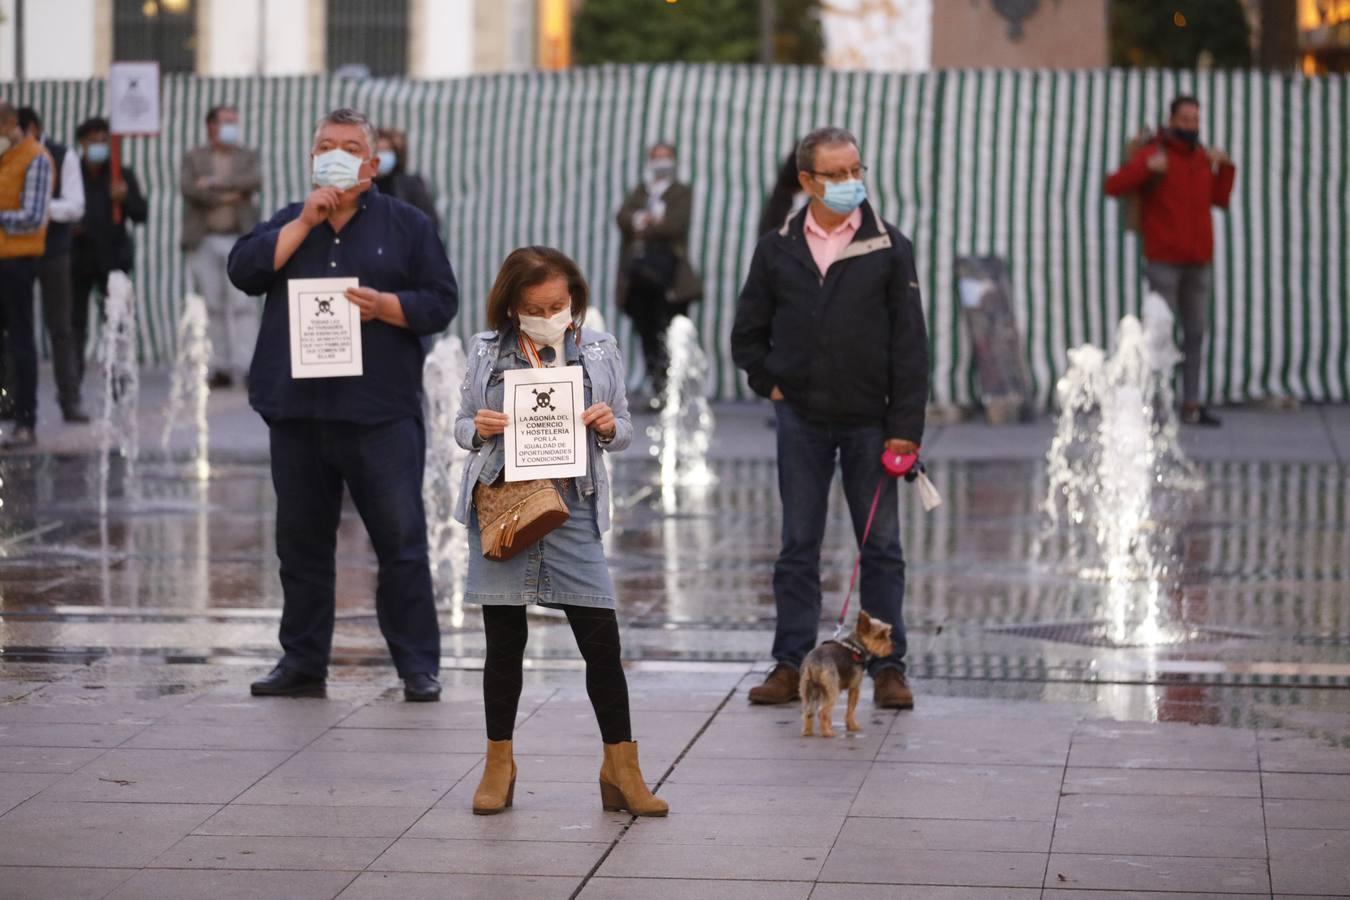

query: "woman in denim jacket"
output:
453 247 667 818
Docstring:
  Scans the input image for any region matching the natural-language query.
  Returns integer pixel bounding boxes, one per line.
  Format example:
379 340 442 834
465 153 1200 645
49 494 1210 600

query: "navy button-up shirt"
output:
227 187 458 425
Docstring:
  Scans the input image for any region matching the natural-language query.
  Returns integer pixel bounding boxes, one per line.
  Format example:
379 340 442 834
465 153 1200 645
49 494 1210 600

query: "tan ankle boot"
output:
599 740 668 817
472 739 516 815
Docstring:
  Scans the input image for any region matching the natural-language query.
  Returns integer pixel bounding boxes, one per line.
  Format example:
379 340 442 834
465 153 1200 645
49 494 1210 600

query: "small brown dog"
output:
799 611 895 737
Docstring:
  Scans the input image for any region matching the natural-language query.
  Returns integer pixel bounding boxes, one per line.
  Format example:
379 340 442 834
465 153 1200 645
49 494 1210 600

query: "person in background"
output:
181 105 262 389
758 148 810 237
732 126 929 712
17 107 88 423
615 143 702 407
1105 94 1235 427
373 127 440 233
69 118 148 388
0 101 54 450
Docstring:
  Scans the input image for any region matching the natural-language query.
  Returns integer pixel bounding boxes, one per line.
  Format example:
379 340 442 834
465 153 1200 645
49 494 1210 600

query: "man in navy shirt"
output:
228 108 457 701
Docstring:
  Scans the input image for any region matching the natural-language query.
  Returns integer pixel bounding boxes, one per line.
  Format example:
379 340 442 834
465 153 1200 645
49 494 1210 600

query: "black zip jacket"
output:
731 200 929 443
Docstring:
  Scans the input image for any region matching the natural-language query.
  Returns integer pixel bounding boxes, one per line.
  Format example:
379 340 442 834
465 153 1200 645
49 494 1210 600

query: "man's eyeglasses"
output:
809 164 868 182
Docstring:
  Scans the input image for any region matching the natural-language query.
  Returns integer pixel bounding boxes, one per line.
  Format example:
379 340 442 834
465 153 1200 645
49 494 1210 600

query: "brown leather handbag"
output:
472 331 571 561
473 476 569 561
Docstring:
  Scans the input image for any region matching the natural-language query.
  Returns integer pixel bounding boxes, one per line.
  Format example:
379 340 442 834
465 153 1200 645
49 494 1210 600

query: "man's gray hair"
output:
796 126 859 173
313 107 376 153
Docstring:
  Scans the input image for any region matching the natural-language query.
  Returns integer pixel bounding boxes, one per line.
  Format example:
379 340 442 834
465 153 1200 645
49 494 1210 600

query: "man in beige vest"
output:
0 101 54 450
181 104 261 388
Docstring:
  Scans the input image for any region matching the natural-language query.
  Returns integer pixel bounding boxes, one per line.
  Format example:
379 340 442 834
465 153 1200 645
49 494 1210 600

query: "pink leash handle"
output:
836 479 885 630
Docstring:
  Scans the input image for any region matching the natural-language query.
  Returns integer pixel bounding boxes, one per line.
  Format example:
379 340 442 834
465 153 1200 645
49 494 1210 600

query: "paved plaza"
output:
1 368 1349 897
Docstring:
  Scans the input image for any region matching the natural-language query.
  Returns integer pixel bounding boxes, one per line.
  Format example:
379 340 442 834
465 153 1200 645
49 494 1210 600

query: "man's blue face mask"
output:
312 148 367 191
821 178 867 215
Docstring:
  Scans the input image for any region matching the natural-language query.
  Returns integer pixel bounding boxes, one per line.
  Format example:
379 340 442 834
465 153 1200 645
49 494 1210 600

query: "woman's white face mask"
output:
517 307 573 346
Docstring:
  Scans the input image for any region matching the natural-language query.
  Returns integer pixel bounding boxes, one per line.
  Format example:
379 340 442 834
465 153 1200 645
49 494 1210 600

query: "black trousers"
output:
35 253 82 411
624 285 688 396
70 258 109 386
268 417 441 678
0 258 39 428
482 604 632 744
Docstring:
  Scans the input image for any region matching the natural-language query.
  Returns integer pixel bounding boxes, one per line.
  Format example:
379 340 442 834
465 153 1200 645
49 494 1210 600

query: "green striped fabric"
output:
5 67 1346 406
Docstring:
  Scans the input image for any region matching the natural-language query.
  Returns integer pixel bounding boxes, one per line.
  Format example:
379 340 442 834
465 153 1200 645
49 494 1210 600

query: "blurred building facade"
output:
1298 0 1350 70
0 0 574 81
821 0 1108 70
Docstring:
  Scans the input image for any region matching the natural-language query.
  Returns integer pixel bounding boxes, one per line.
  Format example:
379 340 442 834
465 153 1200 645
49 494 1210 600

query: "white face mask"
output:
517 308 573 347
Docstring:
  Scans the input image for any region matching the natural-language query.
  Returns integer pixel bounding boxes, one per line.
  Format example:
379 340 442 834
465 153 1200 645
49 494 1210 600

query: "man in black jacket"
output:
732 126 929 710
70 117 149 388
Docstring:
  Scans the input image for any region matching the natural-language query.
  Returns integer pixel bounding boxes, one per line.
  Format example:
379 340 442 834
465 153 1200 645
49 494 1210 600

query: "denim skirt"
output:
464 480 616 609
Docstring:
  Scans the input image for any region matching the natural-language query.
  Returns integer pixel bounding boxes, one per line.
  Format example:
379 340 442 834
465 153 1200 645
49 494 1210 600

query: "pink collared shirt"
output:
803 206 863 275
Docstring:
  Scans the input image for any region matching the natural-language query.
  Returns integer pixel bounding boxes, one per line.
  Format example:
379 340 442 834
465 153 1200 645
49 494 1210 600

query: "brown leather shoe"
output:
748 663 800 705
873 668 915 710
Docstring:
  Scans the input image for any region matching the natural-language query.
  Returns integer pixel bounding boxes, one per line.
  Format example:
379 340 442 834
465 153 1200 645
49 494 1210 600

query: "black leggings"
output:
482 604 632 744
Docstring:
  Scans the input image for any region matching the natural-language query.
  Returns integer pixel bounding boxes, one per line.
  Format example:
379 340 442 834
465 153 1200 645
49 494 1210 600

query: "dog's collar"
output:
827 637 871 663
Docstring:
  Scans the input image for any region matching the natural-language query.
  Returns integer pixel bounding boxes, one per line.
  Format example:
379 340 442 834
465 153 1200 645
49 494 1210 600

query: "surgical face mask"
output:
517 308 573 347
83 142 110 164
0 136 10 157
217 122 241 146
647 159 675 181
312 148 366 191
821 178 867 214
377 149 397 177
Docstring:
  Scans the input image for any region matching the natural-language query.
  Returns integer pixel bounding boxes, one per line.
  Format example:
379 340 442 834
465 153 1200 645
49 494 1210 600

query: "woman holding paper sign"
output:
452 246 667 818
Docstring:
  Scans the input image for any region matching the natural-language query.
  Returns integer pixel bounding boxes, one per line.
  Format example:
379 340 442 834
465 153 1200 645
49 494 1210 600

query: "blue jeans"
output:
772 402 907 673
269 417 440 678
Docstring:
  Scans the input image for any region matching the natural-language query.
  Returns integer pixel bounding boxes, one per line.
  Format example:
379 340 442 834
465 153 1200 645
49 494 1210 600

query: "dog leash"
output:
832 449 943 639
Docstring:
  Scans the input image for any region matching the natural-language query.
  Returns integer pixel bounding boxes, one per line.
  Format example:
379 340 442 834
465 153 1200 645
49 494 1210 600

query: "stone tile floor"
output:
2 663 1350 898
3 374 1349 896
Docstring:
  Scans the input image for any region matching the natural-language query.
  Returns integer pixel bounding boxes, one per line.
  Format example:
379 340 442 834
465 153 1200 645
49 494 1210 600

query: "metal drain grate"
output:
985 620 1262 649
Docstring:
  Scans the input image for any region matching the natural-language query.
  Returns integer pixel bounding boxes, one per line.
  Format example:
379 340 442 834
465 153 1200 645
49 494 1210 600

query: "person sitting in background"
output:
70 117 148 390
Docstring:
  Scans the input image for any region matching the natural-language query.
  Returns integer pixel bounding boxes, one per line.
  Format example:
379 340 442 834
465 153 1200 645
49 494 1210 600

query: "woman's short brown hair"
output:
485 246 590 335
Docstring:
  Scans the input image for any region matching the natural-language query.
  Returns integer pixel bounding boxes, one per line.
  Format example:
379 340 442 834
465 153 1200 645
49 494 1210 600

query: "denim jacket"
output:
453 327 632 532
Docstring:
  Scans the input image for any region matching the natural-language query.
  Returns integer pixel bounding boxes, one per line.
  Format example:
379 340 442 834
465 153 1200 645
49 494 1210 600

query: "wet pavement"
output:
1 369 1349 896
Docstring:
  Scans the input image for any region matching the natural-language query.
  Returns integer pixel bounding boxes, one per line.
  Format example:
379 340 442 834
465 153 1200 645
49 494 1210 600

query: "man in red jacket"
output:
1106 95 1235 427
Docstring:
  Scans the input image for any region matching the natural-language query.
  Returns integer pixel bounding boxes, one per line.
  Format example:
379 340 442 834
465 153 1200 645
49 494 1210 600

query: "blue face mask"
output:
821 178 867 214
312 148 366 191
376 149 397 177
217 122 241 146
84 142 110 164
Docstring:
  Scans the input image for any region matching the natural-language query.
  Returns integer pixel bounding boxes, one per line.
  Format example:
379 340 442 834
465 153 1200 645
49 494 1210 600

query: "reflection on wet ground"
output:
3 443 1347 710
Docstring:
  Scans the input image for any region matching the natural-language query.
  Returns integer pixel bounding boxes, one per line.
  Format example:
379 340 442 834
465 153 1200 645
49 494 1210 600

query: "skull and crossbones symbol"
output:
315 297 335 316
531 387 556 412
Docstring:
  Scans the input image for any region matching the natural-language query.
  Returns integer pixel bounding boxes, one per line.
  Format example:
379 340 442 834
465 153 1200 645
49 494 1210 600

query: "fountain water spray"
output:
1040 293 1203 645
423 334 470 622
646 316 716 509
160 292 212 481
98 272 141 513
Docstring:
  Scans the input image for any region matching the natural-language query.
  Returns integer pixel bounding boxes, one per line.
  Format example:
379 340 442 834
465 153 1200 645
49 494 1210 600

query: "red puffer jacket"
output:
1105 131 1236 266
